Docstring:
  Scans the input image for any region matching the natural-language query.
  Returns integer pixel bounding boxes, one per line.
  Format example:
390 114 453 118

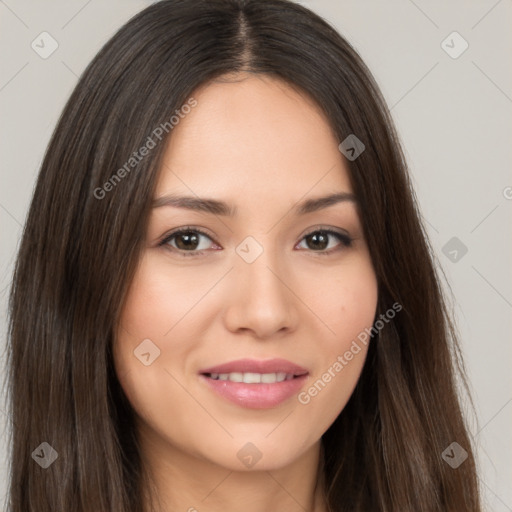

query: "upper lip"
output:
199 358 309 376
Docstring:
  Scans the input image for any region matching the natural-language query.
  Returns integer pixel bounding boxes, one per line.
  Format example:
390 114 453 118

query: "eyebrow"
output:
151 191 357 216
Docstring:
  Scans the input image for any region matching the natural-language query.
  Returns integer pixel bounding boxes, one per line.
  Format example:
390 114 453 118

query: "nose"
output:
222 248 300 339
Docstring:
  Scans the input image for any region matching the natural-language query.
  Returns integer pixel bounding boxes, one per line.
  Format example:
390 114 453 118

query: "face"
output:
113 74 378 473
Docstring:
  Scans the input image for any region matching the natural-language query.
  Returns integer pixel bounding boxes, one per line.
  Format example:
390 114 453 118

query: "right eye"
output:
158 227 219 257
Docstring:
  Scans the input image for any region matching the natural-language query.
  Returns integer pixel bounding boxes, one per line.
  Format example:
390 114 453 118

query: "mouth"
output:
198 357 309 377
198 359 309 409
201 371 306 383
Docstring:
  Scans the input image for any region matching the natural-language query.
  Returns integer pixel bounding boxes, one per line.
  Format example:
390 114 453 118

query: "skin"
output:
114 73 378 512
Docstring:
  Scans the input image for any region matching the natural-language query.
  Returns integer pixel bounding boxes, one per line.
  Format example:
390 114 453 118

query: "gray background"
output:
1 0 511 510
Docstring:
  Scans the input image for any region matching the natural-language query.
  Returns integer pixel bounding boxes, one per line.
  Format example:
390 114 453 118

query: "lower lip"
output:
199 374 308 409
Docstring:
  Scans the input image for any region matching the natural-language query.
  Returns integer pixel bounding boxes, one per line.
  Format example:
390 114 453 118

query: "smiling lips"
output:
199 358 309 409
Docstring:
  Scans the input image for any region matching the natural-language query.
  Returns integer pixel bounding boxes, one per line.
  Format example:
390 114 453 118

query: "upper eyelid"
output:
160 226 215 244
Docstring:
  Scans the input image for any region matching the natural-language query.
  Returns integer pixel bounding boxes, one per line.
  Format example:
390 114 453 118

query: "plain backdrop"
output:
1 1 511 510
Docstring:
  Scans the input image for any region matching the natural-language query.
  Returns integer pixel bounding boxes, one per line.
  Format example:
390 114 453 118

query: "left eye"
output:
159 227 352 257
297 229 352 253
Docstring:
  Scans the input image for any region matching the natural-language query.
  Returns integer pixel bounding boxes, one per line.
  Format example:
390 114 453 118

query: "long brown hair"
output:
6 0 481 510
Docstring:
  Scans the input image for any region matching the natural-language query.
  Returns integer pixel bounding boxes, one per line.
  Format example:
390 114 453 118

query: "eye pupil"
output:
306 232 328 250
175 232 199 250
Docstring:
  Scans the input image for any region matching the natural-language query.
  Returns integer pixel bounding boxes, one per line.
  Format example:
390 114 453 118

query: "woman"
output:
6 0 481 510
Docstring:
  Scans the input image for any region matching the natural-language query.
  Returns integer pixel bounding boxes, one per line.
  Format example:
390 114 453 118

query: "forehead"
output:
155 74 353 201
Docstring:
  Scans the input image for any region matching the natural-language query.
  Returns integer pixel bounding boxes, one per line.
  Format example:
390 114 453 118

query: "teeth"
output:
261 373 276 383
208 372 296 383
243 372 262 383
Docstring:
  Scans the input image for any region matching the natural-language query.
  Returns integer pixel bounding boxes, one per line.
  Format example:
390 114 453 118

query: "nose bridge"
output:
222 233 299 336
235 233 288 300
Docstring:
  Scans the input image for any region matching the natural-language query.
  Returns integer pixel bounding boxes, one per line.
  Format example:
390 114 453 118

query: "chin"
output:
202 437 314 472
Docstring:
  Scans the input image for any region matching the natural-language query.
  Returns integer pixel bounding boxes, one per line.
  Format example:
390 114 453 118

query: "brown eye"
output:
172 231 202 251
297 229 353 254
159 228 216 257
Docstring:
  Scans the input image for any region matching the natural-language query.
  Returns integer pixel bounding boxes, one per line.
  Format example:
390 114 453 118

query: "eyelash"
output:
158 225 353 258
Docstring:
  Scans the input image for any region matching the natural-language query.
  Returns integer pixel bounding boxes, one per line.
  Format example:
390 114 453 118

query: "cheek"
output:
331 270 378 347
328 258 378 375
294 256 378 431
304 254 378 351
112 253 183 398
112 250 224 404
116 251 219 353
112 254 200 443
